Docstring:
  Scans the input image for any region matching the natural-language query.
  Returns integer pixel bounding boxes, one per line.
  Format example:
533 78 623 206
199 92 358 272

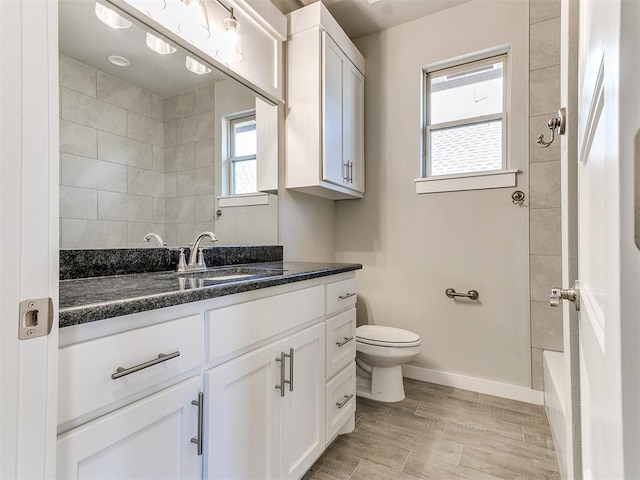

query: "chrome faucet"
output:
143 232 167 247
176 231 218 272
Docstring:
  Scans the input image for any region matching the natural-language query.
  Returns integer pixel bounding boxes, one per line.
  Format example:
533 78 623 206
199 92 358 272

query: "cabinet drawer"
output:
206 285 324 362
325 278 357 315
326 308 356 379
325 363 356 442
58 315 203 426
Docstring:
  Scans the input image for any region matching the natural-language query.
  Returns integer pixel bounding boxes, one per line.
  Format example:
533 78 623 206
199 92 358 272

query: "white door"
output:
205 341 282 479
280 323 325 480
0 0 59 478
57 377 202 479
573 0 632 477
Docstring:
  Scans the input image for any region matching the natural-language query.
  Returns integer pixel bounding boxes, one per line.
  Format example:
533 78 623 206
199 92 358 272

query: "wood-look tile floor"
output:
304 379 560 480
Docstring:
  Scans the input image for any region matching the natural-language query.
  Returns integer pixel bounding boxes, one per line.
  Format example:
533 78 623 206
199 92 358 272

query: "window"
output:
418 53 516 194
229 114 257 194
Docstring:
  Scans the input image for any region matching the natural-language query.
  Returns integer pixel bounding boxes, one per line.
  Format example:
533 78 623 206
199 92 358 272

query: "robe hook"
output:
537 108 566 148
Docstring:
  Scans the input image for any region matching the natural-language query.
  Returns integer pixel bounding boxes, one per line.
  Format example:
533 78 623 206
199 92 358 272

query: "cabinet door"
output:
343 59 365 193
322 32 346 187
205 342 282 479
280 323 326 480
57 377 202 480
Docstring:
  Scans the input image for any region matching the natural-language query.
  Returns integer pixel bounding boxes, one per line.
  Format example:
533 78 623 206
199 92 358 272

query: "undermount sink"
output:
176 266 287 289
201 274 255 281
179 271 255 280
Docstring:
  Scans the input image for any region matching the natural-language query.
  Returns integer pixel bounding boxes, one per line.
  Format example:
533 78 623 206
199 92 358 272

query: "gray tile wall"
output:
59 55 216 249
163 85 216 247
529 0 562 390
59 55 165 248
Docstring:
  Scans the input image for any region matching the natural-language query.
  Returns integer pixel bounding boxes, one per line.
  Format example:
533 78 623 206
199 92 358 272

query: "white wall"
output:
335 0 532 387
278 91 336 262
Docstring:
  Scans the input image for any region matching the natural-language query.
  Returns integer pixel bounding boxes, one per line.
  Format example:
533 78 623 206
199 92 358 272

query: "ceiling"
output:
270 0 471 39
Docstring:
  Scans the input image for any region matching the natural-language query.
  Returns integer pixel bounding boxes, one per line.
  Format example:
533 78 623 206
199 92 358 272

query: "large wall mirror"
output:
58 0 279 249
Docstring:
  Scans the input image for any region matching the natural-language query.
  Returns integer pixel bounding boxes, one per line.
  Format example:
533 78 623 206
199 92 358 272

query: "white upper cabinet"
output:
286 2 365 200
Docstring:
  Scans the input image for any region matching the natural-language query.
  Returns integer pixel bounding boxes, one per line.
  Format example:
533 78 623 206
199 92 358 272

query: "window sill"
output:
414 169 519 194
218 193 270 207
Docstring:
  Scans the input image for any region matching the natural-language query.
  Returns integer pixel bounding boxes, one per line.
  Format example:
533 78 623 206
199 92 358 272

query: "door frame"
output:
559 0 581 477
0 0 59 477
619 0 640 476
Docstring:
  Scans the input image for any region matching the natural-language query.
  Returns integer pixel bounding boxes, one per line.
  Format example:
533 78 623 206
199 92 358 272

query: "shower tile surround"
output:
529 0 562 390
59 54 216 249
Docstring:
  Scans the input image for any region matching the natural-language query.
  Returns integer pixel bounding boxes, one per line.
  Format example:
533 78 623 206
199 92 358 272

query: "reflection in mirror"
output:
58 0 278 249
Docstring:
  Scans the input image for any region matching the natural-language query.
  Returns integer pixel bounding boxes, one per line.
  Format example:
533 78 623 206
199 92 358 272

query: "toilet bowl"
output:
355 325 421 403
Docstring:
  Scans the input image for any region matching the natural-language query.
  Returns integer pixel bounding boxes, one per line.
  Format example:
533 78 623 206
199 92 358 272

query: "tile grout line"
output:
529 16 561 27
399 450 411 474
345 457 362 480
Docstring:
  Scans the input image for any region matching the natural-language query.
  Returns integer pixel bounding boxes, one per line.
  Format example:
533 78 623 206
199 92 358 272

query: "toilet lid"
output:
356 325 421 347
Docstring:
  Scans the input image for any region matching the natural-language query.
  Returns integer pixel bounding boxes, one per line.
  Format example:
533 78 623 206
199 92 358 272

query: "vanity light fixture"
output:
178 0 210 44
107 55 131 67
144 0 167 13
185 55 212 75
95 2 133 29
146 32 177 54
214 1 243 64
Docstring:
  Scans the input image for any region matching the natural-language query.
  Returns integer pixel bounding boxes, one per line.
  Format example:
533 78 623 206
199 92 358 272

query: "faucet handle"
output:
176 248 187 272
196 248 205 267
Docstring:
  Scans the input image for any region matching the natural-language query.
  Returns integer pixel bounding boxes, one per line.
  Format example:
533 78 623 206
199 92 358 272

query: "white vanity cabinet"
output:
57 271 358 480
323 278 357 444
205 323 325 480
57 313 205 479
203 284 326 479
286 2 365 200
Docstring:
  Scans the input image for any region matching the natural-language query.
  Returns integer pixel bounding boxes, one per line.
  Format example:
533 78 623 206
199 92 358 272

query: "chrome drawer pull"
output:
285 348 294 392
338 292 356 300
336 336 354 347
336 394 354 409
190 392 204 455
275 351 286 397
111 351 180 380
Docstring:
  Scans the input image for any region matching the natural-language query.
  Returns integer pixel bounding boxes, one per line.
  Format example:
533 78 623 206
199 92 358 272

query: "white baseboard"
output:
402 364 545 405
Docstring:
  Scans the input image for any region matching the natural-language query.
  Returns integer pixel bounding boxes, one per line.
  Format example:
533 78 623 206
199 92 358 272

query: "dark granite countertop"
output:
59 261 362 328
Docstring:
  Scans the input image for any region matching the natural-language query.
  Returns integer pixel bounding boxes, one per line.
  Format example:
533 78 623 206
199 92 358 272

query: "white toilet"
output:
355 325 421 402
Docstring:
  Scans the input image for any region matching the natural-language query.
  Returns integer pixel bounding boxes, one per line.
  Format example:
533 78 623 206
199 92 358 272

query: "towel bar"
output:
445 288 479 300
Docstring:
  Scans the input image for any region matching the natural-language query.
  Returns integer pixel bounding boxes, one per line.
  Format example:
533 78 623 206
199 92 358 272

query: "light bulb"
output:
185 56 212 75
146 32 177 55
216 11 243 64
107 55 131 67
95 2 132 29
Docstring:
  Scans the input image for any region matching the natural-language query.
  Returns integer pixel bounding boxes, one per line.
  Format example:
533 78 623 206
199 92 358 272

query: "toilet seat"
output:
356 325 421 348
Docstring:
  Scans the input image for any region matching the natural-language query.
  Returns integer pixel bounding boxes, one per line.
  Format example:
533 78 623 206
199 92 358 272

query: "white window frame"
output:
229 113 257 195
416 51 518 194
